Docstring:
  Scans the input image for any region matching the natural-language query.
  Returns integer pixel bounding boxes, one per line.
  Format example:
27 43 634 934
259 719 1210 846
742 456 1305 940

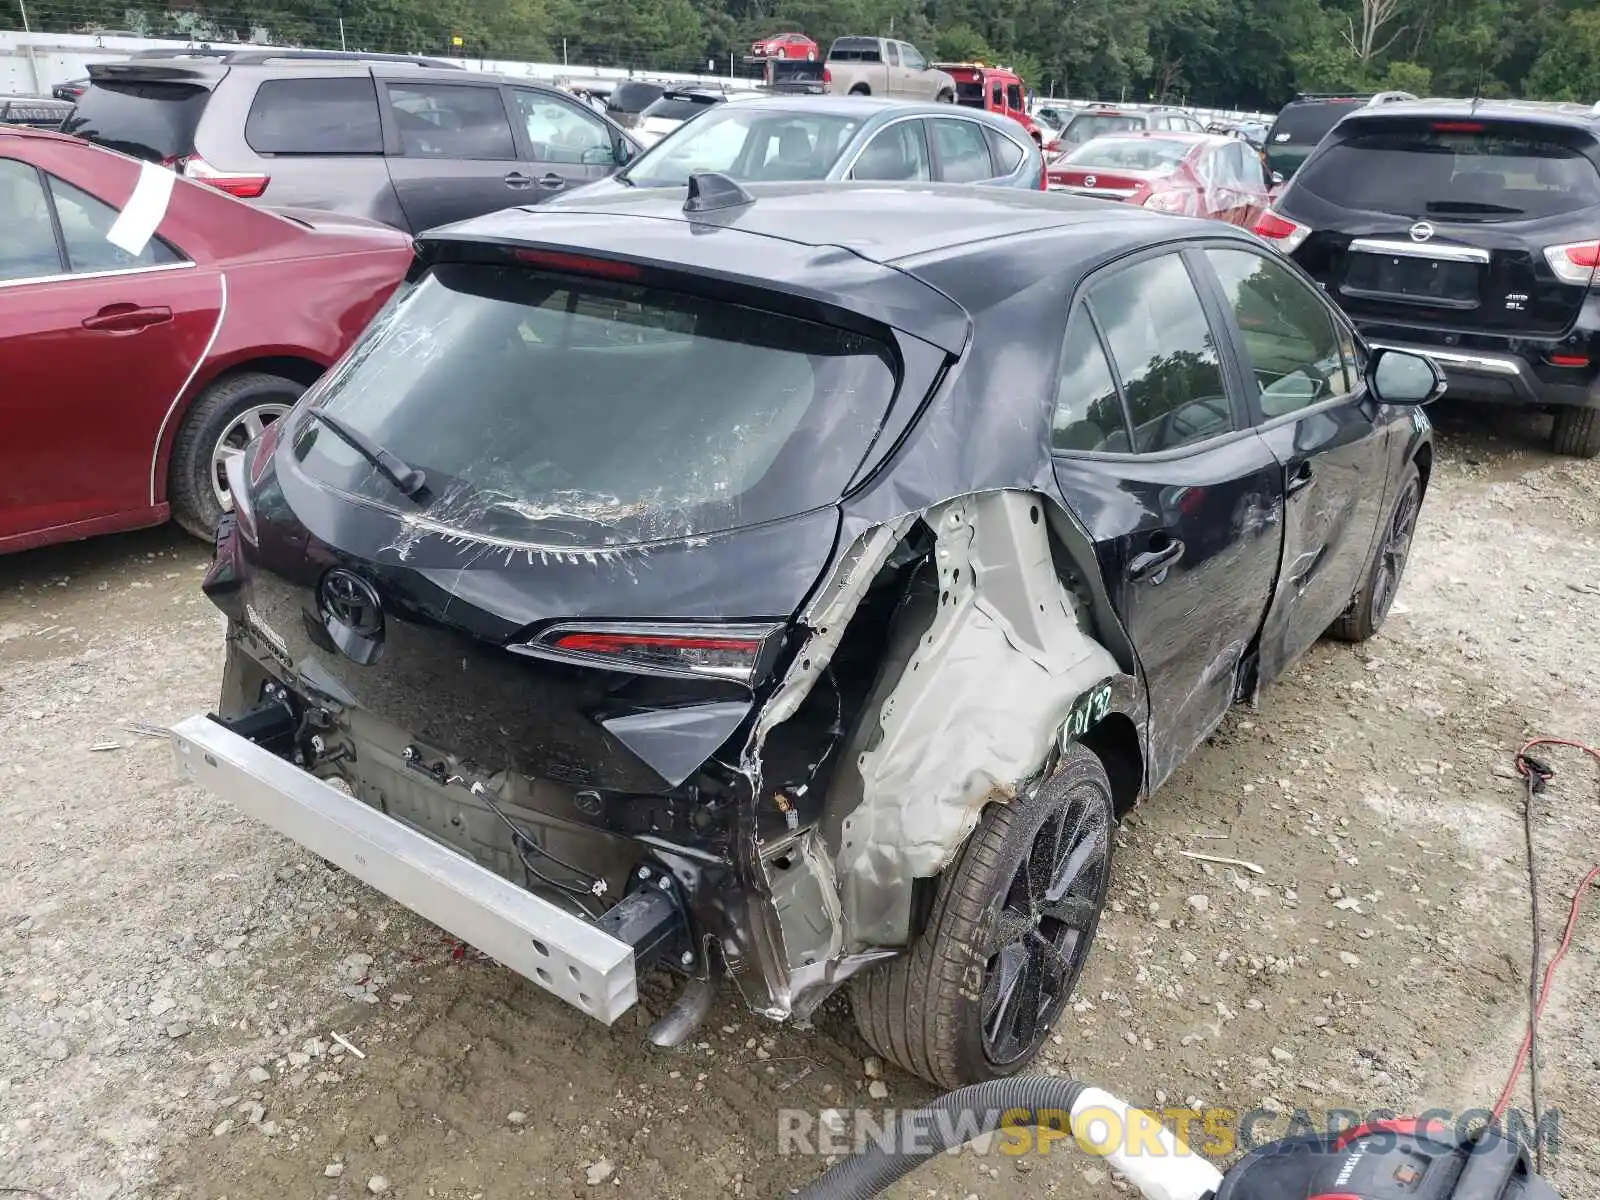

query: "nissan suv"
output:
62 50 641 232
1257 99 1600 457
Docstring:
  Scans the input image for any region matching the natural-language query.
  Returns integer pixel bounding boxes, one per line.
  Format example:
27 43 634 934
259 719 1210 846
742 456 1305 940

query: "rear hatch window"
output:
1059 113 1142 146
640 94 721 123
287 262 898 547
1294 120 1600 221
63 79 211 162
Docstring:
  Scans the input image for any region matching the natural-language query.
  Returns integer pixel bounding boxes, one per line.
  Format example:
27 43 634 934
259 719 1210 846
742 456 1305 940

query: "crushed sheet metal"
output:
751 515 917 748
833 490 1120 948
107 159 176 256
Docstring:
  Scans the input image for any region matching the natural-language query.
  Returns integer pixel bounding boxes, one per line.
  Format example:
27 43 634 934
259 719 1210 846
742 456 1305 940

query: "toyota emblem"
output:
1409 221 1435 243
319 568 384 639
1083 174 1097 188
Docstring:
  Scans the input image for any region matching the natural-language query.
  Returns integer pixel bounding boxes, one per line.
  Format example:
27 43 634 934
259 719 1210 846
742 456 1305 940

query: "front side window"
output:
0 159 61 282
852 121 932 181
1206 248 1349 418
387 83 516 160
1052 312 1130 452
245 77 382 154
1006 84 1025 111
511 90 613 164
1089 253 1233 453
932 118 994 182
288 263 899 547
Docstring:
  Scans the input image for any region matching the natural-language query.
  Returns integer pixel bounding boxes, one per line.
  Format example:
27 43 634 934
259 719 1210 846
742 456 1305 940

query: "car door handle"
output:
537 172 566 189
503 171 533 189
81 304 172 333
1286 462 1315 496
1128 537 1185 583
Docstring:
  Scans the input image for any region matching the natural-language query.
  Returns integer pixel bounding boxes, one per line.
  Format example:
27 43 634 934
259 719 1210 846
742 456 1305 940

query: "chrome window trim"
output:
0 259 197 291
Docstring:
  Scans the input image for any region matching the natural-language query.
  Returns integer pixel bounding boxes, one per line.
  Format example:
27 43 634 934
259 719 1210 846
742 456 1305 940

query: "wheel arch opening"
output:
1079 712 1143 819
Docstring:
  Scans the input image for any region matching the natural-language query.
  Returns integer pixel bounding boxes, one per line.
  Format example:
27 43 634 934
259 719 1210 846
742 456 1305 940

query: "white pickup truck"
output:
823 37 956 101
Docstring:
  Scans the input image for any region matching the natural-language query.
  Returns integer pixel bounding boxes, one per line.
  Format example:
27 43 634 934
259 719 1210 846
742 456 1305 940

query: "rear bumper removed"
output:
170 713 640 1023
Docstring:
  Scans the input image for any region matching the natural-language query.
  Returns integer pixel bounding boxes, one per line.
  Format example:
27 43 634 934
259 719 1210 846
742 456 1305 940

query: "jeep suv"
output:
1257 99 1600 456
62 50 641 232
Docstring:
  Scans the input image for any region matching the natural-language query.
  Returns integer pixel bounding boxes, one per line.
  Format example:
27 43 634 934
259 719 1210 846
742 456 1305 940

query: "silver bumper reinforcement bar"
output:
170 713 637 1023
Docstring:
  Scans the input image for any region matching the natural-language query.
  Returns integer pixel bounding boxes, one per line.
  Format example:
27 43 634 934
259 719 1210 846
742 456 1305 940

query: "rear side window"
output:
1052 313 1130 453
1089 254 1233 453
62 80 210 162
289 263 899 546
48 175 182 273
1295 122 1600 220
830 39 883 62
986 127 1025 174
245 77 382 154
932 119 994 182
387 83 516 159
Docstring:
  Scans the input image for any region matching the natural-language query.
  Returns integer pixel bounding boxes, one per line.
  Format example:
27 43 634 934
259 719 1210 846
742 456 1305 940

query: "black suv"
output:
62 49 641 233
1260 99 1600 457
1263 91 1416 182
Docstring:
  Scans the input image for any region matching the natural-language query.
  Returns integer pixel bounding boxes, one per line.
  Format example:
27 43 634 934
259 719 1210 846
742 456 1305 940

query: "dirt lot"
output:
2 403 1598 1200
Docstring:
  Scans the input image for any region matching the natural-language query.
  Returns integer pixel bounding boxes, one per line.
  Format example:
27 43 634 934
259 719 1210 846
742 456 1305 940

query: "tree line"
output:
16 0 1600 112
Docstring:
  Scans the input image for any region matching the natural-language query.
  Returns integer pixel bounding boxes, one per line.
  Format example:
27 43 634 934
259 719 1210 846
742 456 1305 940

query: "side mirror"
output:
1369 347 1446 405
1271 170 1284 186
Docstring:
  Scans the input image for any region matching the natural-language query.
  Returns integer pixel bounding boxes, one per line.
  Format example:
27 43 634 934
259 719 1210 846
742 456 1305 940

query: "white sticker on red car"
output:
106 159 176 256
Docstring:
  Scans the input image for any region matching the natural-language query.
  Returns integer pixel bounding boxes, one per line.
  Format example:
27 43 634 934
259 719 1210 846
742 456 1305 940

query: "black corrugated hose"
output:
792 1076 1087 1200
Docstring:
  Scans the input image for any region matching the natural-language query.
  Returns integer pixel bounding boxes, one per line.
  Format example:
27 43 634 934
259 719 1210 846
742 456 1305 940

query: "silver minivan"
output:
64 51 642 232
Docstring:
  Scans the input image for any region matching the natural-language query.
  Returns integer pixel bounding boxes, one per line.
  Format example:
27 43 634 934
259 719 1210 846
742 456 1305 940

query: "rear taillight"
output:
1252 209 1311 254
1544 240 1600 287
822 66 832 84
512 622 783 685
182 154 270 199
1039 157 1048 190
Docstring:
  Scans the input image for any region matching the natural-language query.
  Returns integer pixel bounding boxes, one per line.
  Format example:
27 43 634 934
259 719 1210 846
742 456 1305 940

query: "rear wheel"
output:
1551 406 1600 458
168 371 302 539
850 743 1113 1088
936 89 955 104
1329 461 1421 643
776 46 789 58
850 84 871 96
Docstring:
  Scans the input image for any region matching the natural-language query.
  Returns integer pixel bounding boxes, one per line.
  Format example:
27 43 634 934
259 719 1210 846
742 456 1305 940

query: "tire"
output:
849 743 1114 1088
850 84 871 96
1551 406 1600 458
1329 461 1422 643
776 46 788 58
936 89 955 104
168 371 303 540
806 50 817 61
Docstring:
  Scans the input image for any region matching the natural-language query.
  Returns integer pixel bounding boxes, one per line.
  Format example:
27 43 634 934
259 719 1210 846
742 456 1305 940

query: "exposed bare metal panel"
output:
830 490 1120 949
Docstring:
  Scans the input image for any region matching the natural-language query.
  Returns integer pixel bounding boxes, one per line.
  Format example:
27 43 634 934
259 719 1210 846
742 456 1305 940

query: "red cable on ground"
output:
1490 737 1600 1122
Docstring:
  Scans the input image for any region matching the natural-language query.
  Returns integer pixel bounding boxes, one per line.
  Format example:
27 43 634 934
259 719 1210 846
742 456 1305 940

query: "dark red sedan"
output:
1047 131 1272 226
1 126 413 555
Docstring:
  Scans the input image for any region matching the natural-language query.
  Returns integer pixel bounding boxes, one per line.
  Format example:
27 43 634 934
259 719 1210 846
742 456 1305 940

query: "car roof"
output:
428 180 1204 270
1338 97 1600 129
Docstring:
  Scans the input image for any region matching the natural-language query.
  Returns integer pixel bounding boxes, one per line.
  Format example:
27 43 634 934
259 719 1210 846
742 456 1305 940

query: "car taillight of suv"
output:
1271 106 1600 457
180 154 271 199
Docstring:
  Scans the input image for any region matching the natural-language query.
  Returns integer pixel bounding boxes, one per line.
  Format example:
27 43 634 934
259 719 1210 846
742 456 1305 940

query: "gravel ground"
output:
2 402 1598 1200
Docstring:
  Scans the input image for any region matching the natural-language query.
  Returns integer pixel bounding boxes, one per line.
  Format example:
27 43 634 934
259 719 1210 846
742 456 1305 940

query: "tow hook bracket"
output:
598 867 688 970
210 698 296 758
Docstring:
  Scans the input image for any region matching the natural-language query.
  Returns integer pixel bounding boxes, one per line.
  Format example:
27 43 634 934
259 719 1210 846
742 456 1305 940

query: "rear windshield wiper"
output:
303 408 428 499
1424 200 1524 215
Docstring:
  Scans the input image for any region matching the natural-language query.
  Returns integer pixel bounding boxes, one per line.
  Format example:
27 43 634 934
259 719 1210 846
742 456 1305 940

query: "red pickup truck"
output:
933 62 1058 151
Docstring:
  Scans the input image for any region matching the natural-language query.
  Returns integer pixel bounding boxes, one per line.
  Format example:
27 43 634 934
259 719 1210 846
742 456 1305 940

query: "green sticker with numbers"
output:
1063 682 1113 742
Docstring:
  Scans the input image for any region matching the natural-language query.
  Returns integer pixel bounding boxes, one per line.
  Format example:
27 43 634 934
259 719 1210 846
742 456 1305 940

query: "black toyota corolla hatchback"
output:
175 177 1441 1087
